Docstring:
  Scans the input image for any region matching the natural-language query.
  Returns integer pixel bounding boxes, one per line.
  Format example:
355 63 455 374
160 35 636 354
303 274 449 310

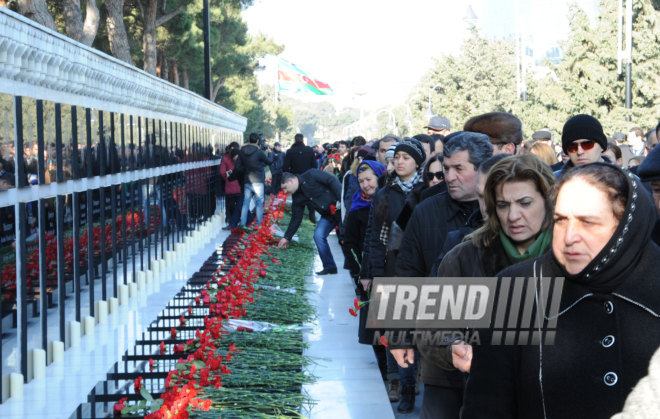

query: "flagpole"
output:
275 56 280 141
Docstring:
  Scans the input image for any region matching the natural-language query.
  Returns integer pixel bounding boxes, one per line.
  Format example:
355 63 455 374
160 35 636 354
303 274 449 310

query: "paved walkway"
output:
302 234 424 418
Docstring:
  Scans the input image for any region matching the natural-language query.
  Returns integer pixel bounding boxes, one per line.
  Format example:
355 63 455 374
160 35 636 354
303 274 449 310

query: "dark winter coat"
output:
238 144 273 184
462 168 660 419
283 169 341 241
283 142 316 175
270 150 284 175
419 180 447 201
343 205 375 345
396 191 479 278
417 237 514 388
363 181 425 279
342 206 370 278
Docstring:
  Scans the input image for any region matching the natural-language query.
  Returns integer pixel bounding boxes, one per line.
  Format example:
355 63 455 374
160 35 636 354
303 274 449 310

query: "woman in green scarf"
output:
415 154 556 378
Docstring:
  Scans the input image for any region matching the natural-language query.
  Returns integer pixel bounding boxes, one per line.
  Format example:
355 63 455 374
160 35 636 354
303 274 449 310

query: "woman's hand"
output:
390 348 415 368
451 342 473 373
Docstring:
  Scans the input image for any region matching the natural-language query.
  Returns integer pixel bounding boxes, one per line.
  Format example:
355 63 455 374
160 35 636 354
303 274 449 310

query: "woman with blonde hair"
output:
527 140 558 166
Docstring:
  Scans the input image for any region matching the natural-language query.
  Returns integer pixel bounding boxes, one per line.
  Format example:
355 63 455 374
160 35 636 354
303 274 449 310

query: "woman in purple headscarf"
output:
342 160 387 294
342 159 387 377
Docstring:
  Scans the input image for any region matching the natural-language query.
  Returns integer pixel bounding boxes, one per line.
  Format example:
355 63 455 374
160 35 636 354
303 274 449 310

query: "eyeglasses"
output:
566 140 596 154
426 171 444 181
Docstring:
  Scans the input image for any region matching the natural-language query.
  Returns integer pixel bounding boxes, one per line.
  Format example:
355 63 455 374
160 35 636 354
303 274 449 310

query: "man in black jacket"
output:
393 131 493 419
270 142 284 194
277 169 342 275
283 133 316 174
282 133 318 222
238 133 273 226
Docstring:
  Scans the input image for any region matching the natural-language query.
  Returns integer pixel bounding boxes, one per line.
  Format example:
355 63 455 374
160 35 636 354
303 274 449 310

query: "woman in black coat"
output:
342 160 386 292
361 139 427 413
462 163 660 419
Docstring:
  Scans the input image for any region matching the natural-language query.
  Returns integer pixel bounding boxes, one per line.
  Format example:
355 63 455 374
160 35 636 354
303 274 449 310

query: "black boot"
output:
397 385 415 414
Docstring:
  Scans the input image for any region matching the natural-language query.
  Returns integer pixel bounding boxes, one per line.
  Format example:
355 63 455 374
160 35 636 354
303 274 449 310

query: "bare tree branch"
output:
136 0 145 18
155 2 188 26
211 77 226 103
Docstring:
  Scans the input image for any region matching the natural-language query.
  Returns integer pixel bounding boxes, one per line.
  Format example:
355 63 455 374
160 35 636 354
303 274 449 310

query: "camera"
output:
258 134 268 151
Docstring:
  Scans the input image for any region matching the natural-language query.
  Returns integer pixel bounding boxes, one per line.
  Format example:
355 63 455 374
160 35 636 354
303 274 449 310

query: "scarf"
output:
499 229 551 265
350 160 387 212
393 170 423 194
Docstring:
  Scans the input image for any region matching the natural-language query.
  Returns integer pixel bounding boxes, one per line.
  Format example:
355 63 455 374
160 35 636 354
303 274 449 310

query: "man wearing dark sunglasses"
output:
555 114 609 177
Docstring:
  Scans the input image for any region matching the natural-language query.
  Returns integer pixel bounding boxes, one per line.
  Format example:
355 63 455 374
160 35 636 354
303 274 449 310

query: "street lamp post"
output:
405 94 422 135
426 83 442 118
374 109 397 136
203 0 211 100
617 0 633 121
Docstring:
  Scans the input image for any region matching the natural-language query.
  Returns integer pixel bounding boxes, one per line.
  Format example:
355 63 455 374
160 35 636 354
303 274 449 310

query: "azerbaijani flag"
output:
278 58 333 95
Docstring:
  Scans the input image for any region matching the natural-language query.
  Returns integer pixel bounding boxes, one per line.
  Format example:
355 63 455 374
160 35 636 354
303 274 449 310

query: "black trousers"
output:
225 193 241 225
420 384 463 419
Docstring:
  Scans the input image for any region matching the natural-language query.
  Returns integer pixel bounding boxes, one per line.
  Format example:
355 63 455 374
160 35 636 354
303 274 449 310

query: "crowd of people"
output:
3 110 659 417
269 112 660 418
0 134 228 250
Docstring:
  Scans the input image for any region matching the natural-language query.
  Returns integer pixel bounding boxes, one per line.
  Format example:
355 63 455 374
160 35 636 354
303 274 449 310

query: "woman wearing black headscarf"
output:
462 163 660 419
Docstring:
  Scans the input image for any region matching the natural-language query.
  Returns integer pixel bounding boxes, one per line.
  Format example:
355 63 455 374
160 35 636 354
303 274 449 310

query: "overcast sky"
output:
242 0 597 111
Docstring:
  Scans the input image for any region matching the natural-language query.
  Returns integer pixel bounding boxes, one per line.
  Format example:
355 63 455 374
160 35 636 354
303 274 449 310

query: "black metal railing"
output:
0 7 246 401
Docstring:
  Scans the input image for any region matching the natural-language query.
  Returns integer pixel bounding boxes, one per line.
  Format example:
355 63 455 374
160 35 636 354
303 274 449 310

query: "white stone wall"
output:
0 7 247 133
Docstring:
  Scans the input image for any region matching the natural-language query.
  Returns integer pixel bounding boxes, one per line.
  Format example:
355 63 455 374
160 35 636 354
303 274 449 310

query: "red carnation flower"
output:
134 376 143 394
113 397 127 416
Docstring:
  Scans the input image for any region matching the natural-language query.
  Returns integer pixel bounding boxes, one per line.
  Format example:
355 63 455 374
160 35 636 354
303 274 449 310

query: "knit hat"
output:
561 114 607 153
357 146 374 160
385 143 398 160
394 138 426 166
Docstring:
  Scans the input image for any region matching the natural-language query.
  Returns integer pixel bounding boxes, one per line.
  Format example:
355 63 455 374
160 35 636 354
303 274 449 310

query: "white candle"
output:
50 341 64 363
95 300 108 324
108 297 119 314
9 373 23 398
31 349 46 380
137 274 145 290
67 321 81 348
159 260 168 276
118 284 129 305
128 282 138 297
82 316 95 336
